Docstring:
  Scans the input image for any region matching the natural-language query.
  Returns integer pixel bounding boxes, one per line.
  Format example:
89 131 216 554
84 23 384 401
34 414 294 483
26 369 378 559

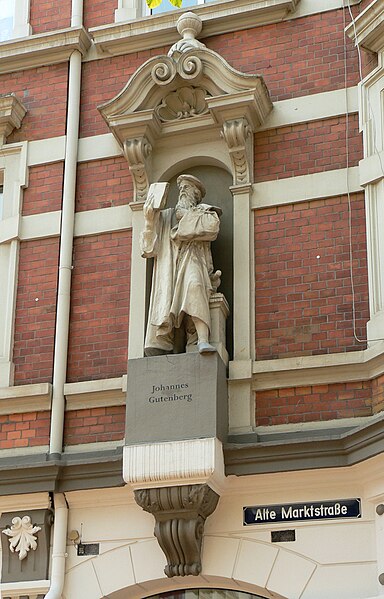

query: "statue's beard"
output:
177 191 197 210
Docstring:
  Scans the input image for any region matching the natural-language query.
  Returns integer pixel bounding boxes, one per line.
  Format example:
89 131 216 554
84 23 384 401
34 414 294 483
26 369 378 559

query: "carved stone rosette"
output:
134 484 219 577
222 118 253 185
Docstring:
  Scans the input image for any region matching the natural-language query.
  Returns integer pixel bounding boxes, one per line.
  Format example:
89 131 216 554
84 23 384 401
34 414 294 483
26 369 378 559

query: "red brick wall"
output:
13 239 59 385
80 48 169 138
207 9 359 102
22 163 64 216
63 406 125 445
255 194 369 360
256 381 372 426
372 374 384 414
76 158 133 212
0 412 50 449
4 65 68 142
29 0 71 34
67 231 131 383
254 115 362 182
83 0 116 30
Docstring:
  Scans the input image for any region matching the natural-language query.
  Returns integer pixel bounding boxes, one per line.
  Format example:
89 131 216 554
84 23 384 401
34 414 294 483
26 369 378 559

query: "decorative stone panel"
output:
0 510 53 583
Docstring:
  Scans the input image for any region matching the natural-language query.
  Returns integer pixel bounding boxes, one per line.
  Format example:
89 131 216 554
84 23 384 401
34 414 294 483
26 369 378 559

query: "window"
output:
146 0 218 16
0 0 31 42
0 186 3 221
0 0 14 41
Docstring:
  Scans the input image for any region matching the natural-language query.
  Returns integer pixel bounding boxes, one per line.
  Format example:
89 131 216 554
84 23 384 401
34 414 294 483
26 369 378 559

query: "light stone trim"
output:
345 0 384 53
0 493 50 514
19 211 61 241
259 86 358 131
23 88 359 169
0 142 27 387
0 383 51 415
123 437 225 491
251 166 362 209
77 133 122 163
64 376 126 410
27 136 66 166
89 0 300 59
74 205 132 237
0 580 50 599
251 340 384 391
0 27 92 75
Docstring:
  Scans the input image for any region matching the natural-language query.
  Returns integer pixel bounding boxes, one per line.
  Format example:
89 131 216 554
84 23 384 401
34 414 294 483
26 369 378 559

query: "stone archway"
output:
62 535 317 599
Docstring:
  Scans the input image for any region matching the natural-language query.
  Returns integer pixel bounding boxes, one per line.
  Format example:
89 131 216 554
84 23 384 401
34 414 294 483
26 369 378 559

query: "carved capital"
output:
134 484 219 577
222 118 253 185
123 137 152 202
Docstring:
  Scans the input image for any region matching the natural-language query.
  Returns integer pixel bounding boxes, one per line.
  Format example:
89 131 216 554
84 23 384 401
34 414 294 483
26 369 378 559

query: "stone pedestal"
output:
125 352 227 446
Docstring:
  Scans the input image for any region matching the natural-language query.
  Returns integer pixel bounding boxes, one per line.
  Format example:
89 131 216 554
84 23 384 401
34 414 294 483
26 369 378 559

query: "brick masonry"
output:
29 0 71 34
207 9 360 102
76 157 133 212
67 231 131 383
254 115 362 182
4 65 68 142
256 381 372 426
63 406 125 445
0 411 50 449
13 238 59 385
255 194 369 360
22 162 64 215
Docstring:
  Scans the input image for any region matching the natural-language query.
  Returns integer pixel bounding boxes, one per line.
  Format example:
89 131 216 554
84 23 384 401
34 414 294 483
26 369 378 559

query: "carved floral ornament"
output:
2 515 41 560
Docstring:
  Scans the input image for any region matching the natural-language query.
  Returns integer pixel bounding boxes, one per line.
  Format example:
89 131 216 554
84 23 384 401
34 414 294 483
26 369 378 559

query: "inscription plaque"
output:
126 353 227 445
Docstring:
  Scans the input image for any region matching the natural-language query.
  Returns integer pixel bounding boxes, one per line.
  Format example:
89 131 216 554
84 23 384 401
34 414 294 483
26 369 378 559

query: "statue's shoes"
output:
197 342 216 354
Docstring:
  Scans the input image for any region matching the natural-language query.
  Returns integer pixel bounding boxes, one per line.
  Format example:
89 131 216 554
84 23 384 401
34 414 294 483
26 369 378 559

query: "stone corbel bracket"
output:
134 483 219 577
222 118 253 185
0 95 27 146
123 136 153 202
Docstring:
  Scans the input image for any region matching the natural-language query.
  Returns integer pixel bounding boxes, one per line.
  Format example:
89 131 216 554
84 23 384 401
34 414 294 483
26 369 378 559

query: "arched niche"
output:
99 11 273 391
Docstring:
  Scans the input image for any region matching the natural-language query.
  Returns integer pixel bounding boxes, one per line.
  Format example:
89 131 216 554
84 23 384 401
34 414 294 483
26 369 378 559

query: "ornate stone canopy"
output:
98 11 273 200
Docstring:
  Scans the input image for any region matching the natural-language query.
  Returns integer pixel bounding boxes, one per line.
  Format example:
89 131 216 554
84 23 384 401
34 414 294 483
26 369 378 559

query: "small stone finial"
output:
168 11 206 57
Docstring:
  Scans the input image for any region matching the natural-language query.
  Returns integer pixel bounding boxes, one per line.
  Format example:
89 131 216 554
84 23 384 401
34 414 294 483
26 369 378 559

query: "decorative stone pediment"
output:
98 11 272 199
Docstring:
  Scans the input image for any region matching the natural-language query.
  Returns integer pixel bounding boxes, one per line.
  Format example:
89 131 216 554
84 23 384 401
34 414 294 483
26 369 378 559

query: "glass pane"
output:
151 0 197 15
0 0 14 41
147 590 267 599
0 187 3 221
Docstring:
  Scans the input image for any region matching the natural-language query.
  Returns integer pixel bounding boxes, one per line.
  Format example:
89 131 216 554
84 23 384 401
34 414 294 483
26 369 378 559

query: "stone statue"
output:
140 174 222 356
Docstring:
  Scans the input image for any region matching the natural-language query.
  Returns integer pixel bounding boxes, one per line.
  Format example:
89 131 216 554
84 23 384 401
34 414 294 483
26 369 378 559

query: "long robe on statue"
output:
140 204 220 353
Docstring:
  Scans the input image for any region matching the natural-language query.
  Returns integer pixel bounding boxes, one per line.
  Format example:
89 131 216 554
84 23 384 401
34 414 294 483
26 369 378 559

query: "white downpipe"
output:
49 0 83 456
44 494 69 599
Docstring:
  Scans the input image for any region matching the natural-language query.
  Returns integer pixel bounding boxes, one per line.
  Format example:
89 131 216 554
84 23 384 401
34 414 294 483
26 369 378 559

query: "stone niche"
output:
0 509 53 583
126 352 227 445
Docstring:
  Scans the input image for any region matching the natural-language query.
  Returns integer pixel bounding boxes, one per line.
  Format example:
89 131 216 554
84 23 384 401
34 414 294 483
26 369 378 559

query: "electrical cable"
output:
342 0 384 343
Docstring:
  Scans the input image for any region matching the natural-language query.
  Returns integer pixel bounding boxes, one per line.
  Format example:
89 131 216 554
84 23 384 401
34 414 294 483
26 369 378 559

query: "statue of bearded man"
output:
140 174 222 356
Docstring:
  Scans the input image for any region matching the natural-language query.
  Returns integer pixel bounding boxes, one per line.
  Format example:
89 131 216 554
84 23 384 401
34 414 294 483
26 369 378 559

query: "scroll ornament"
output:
2 515 41 560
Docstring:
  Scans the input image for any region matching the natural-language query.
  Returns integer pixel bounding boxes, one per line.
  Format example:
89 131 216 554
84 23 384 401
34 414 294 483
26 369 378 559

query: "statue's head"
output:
177 174 206 206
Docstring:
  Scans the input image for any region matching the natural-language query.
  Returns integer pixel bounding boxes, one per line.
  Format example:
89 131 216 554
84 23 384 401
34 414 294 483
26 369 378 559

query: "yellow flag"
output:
146 0 182 7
